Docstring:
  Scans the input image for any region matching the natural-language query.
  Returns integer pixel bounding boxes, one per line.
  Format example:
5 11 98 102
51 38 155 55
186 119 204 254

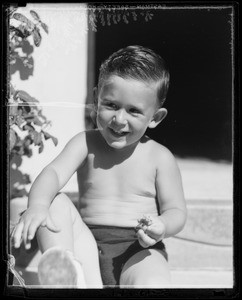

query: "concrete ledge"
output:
170 269 233 288
12 266 233 288
165 237 232 269
177 199 232 246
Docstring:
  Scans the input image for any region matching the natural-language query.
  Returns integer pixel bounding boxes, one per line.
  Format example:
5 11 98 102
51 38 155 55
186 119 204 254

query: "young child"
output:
12 45 187 288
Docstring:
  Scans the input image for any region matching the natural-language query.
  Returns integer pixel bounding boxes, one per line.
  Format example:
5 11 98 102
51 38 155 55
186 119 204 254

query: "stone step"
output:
176 158 232 201
177 199 232 246
12 233 233 274
170 269 233 288
165 237 232 270
12 266 233 288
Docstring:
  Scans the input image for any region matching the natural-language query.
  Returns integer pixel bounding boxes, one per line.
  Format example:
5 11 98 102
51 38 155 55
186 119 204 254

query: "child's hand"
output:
135 215 166 248
11 204 60 250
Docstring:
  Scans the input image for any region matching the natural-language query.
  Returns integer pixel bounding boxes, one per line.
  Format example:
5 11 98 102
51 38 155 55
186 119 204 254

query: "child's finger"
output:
27 219 43 241
146 226 161 240
146 223 166 241
25 239 32 250
12 222 24 248
46 215 60 232
136 229 156 248
22 219 32 249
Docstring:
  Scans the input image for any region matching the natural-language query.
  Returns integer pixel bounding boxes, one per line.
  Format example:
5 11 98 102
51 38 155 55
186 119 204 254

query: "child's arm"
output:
12 131 88 249
137 146 187 247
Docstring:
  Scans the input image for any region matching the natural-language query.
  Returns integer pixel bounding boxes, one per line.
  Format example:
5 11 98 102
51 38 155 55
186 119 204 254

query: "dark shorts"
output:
87 225 168 287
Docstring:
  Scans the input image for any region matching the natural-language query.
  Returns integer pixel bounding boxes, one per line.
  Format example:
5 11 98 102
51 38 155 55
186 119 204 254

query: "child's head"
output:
93 46 170 150
98 45 170 107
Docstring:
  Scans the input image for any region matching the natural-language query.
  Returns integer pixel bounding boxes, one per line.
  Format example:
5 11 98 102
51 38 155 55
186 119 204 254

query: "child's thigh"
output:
73 221 102 286
119 249 171 288
60 196 102 286
40 193 102 286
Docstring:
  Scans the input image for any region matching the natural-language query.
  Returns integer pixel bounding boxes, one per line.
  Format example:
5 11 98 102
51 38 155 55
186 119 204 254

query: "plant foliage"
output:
8 7 57 198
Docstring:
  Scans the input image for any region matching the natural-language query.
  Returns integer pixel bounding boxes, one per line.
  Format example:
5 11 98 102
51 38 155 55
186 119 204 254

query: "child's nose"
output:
114 109 128 125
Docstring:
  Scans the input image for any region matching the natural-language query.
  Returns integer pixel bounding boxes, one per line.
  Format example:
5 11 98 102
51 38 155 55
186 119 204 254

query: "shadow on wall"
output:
10 155 30 199
10 40 34 80
9 37 35 198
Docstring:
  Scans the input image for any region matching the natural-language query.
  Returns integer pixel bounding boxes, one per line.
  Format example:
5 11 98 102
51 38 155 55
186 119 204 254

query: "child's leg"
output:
36 193 102 288
119 249 171 288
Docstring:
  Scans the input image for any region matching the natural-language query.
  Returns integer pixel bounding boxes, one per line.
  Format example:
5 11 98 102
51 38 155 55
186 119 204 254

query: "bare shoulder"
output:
66 130 87 149
144 137 178 169
46 130 90 183
145 137 176 160
67 129 104 154
68 129 100 145
50 131 89 162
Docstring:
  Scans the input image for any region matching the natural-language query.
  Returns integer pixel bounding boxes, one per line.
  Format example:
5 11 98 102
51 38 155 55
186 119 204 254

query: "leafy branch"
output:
8 7 58 198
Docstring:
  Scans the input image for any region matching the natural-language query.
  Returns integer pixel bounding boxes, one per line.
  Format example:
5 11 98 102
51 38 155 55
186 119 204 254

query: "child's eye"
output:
105 102 118 110
129 108 141 115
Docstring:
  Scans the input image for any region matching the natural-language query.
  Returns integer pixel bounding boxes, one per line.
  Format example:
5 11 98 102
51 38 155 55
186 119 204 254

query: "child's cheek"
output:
98 108 113 121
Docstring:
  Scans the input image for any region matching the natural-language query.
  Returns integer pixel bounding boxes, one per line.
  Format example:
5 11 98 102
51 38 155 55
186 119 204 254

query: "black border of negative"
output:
1 1 240 299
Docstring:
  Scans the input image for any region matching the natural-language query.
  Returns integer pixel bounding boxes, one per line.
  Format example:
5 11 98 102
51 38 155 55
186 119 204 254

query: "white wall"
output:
11 3 89 192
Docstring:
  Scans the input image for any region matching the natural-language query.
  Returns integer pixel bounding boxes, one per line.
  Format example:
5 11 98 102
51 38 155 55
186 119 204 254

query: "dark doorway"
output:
92 6 233 162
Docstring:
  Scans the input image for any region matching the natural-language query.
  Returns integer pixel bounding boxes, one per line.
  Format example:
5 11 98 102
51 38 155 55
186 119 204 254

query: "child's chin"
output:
108 141 127 149
107 139 139 151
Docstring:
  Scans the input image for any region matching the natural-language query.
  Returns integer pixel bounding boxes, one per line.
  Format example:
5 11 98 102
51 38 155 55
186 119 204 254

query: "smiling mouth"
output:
109 128 129 137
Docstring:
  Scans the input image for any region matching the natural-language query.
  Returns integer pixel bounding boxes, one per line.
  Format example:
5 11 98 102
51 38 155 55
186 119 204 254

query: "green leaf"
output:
15 115 25 128
41 22 49 34
32 116 44 126
42 131 51 140
42 131 58 146
23 136 32 147
30 10 40 22
51 136 58 146
39 141 44 153
24 147 33 158
38 110 47 122
9 105 18 116
12 13 35 31
9 129 17 151
33 131 42 145
10 84 16 96
22 104 31 114
23 173 31 184
32 28 41 47
17 24 32 38
9 115 16 126
23 124 35 131
16 90 39 103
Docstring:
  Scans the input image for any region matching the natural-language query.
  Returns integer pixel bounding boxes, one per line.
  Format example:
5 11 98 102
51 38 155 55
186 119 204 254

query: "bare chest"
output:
77 152 157 198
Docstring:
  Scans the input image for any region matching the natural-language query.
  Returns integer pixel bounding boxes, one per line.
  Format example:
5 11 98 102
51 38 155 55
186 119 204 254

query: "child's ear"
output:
148 108 168 129
90 87 98 126
93 87 98 110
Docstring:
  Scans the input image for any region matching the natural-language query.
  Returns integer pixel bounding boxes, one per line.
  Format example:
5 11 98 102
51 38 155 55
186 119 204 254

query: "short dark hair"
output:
98 45 170 106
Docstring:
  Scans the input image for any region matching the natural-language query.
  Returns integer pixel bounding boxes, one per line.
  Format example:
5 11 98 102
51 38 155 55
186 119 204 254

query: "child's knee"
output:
48 193 74 219
52 192 71 204
50 193 82 227
50 193 72 210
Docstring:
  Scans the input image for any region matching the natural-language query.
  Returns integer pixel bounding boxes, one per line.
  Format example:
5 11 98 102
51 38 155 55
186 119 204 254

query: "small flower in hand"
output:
135 215 166 248
135 215 153 232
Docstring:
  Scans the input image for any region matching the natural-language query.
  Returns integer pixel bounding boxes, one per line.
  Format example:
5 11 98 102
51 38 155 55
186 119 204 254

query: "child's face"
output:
95 75 166 150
